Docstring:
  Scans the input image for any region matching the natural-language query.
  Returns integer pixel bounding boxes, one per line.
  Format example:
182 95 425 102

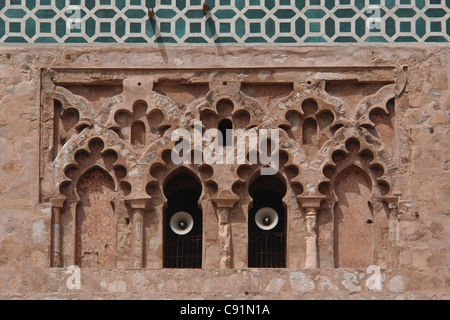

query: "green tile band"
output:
0 0 448 44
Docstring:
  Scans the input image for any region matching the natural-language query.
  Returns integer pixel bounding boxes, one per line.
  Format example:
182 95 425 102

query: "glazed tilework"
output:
0 0 448 44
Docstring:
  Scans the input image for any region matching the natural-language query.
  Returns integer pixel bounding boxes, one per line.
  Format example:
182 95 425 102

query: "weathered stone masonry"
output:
0 46 448 299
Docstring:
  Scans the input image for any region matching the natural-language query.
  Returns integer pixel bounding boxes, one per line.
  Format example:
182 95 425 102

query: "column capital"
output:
125 193 152 210
382 196 399 206
381 196 399 218
297 195 326 210
211 190 239 209
50 196 66 208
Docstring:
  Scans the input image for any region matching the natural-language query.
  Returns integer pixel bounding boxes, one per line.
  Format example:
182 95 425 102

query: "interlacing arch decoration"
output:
106 76 176 151
233 160 303 268
268 78 400 268
317 133 395 201
53 136 132 268
58 137 128 201
184 73 269 132
269 78 399 197
269 80 347 195
275 80 346 133
41 67 404 269
146 147 219 207
315 133 398 268
146 156 217 268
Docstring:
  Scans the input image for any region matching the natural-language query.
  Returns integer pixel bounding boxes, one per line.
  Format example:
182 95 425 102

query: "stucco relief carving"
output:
40 67 404 269
76 167 116 268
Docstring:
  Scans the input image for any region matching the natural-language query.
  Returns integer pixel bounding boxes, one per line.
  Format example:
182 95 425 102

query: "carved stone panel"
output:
40 66 402 270
76 168 116 268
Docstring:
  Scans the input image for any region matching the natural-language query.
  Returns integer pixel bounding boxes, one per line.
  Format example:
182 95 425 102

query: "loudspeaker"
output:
170 211 194 235
254 207 279 231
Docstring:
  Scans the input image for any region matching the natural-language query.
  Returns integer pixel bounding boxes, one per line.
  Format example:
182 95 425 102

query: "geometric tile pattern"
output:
0 0 448 44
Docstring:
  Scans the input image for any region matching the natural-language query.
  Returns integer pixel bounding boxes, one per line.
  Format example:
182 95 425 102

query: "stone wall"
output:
0 46 448 299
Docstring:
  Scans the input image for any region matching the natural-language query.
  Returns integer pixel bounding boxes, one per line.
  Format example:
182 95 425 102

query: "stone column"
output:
305 208 318 269
212 190 239 269
297 195 325 269
50 197 65 268
126 196 151 269
218 207 232 269
385 198 399 268
388 203 398 241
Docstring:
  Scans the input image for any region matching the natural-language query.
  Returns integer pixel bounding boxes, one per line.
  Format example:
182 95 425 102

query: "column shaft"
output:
52 207 62 267
132 208 145 268
218 207 232 269
305 208 318 269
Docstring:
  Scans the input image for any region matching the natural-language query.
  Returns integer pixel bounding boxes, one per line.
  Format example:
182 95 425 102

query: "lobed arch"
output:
161 166 206 205
316 125 397 199
232 161 306 268
42 69 404 271
54 132 132 202
184 76 269 132
109 99 169 147
276 80 347 132
105 77 179 136
316 135 398 269
146 149 218 210
52 135 132 267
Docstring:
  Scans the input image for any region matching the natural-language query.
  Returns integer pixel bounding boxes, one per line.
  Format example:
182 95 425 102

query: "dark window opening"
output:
163 172 202 268
218 119 233 147
248 176 286 268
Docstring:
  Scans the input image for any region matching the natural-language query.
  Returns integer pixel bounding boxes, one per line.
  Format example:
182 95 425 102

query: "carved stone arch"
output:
231 134 304 199
354 85 397 158
233 159 305 268
193 95 257 133
146 162 213 269
144 132 218 211
234 166 290 205
107 95 174 151
42 69 95 122
164 168 204 226
316 133 399 269
57 135 128 202
275 81 347 154
50 86 95 123
185 74 268 132
41 78 96 181
52 128 133 201
354 84 396 122
146 150 217 208
316 126 397 199
50 133 133 269
161 166 205 205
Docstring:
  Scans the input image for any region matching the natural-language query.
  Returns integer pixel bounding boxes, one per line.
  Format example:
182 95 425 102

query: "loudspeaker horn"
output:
255 207 278 231
170 211 194 235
